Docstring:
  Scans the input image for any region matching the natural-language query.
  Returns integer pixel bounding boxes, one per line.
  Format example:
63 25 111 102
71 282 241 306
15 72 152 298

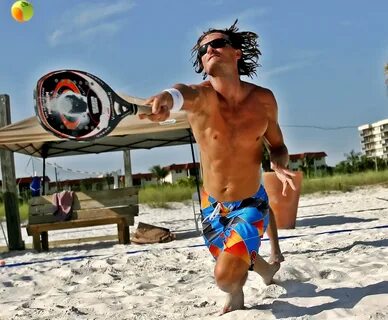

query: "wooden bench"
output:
26 187 139 252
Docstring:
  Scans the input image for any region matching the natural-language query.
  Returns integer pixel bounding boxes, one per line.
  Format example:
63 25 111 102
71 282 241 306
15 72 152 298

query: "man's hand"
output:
270 162 296 196
138 92 172 122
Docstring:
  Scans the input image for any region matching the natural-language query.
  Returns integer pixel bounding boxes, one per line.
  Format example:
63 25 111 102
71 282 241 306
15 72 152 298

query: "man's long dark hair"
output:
191 19 261 79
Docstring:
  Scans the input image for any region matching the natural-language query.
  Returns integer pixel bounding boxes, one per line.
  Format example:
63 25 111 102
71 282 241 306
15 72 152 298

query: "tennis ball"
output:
11 1 34 23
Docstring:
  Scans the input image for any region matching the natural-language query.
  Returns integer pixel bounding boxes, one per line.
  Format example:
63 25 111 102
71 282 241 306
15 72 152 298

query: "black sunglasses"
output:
198 38 232 58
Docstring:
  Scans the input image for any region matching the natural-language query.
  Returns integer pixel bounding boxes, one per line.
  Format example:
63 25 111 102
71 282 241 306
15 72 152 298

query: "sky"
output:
0 0 387 180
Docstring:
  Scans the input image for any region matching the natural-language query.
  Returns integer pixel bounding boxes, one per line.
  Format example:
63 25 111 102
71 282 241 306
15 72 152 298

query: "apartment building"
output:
358 119 388 159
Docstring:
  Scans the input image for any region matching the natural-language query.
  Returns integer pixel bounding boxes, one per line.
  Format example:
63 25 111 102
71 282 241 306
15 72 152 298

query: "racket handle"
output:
117 93 151 115
136 104 152 115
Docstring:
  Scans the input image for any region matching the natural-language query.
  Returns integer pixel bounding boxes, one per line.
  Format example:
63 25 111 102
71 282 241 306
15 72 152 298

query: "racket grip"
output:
136 104 152 115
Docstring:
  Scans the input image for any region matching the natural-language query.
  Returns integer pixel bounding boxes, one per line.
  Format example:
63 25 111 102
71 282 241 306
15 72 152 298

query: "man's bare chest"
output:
214 104 267 139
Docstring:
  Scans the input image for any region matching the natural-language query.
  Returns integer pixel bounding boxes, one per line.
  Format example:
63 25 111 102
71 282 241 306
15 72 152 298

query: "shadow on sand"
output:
296 215 377 228
283 238 388 257
250 280 388 318
174 229 202 240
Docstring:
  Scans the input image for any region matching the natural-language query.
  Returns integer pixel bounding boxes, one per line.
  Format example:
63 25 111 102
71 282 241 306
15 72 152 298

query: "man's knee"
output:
214 254 248 292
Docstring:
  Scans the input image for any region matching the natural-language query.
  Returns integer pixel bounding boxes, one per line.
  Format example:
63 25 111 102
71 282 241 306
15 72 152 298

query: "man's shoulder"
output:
250 83 274 97
197 80 212 88
244 83 275 103
190 81 214 93
194 81 218 98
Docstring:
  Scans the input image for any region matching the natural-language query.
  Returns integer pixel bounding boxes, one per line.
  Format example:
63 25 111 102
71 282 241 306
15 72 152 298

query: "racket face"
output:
35 70 114 140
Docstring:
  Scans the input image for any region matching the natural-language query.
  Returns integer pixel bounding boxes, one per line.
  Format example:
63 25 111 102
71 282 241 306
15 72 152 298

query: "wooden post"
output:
123 150 133 187
0 94 25 250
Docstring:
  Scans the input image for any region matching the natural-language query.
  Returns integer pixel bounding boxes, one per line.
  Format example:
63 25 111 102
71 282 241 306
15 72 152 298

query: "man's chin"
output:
206 64 221 77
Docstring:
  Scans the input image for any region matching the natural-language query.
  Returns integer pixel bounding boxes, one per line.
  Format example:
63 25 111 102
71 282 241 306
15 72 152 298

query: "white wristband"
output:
163 88 184 112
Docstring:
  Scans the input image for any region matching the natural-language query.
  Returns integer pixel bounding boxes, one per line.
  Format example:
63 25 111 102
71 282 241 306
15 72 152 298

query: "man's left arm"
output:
262 89 296 196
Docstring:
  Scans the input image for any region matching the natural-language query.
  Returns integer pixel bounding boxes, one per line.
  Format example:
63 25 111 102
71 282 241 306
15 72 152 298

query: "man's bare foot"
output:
268 252 285 264
255 262 280 285
221 289 244 314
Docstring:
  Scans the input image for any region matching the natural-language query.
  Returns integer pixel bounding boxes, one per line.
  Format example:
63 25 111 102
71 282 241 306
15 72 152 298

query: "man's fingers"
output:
282 182 287 196
139 114 164 122
287 171 297 177
281 168 296 177
288 178 296 191
151 97 162 114
144 96 154 106
274 170 297 196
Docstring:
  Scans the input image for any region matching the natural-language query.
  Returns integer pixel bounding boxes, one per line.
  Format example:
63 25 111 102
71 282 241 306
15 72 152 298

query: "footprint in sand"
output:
262 284 287 299
136 282 159 290
319 269 348 281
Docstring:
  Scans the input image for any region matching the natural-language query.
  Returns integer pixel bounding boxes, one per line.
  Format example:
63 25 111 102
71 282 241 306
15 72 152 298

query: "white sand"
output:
0 185 388 320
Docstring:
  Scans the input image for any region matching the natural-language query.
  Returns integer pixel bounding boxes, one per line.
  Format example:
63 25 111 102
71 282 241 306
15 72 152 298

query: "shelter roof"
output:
0 112 193 158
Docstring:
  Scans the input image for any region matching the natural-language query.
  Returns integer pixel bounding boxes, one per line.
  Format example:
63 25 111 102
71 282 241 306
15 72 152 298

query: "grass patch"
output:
139 184 196 208
0 202 28 222
302 170 388 194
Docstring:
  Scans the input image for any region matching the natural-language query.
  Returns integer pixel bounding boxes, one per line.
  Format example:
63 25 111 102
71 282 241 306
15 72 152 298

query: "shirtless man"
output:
140 20 295 313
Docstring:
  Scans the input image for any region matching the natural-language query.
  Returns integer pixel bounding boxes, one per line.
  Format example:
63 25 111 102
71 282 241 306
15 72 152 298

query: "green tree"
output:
334 160 351 174
300 155 316 178
149 165 169 184
344 150 362 172
104 174 114 189
358 155 375 171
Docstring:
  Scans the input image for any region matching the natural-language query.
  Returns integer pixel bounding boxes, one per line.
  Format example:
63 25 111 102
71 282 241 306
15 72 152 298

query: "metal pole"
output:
42 158 46 194
55 166 59 192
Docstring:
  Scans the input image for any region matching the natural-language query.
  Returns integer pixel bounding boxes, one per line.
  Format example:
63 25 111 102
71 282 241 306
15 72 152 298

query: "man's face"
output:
199 32 240 75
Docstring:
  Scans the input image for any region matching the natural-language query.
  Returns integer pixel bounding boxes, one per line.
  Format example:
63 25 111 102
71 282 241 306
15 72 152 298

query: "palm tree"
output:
149 165 169 184
344 150 362 173
300 155 315 178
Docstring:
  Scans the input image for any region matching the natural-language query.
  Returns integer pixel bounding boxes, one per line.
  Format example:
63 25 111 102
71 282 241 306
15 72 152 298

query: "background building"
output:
288 152 328 172
162 163 200 184
132 173 158 187
358 119 388 159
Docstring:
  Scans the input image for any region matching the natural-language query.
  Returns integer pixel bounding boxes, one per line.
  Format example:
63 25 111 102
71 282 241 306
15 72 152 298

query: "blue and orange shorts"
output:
200 185 270 268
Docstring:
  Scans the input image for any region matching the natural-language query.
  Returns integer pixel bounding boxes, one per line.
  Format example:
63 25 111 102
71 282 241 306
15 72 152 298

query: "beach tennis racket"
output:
34 70 151 141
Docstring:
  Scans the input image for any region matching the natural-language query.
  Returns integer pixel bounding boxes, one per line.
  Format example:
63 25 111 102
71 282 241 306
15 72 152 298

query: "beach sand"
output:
0 185 387 319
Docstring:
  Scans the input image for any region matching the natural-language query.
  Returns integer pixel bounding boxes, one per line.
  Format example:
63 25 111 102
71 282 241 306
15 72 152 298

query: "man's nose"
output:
207 44 216 54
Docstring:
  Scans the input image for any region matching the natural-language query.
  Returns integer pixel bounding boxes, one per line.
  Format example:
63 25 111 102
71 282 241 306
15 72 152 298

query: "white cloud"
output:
48 0 135 47
74 1 135 26
261 49 323 80
262 61 312 79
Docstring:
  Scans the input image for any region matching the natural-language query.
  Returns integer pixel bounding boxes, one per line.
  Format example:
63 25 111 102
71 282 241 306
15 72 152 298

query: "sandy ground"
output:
0 185 387 320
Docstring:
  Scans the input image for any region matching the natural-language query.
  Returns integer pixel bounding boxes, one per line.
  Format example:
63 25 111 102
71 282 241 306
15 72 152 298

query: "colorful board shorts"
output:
200 185 270 268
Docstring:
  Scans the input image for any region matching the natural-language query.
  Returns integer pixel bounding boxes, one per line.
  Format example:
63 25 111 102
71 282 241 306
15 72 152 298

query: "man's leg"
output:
214 252 249 314
266 207 285 264
253 253 280 285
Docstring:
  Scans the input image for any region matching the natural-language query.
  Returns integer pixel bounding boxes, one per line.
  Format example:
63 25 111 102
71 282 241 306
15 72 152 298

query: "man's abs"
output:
201 151 263 202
